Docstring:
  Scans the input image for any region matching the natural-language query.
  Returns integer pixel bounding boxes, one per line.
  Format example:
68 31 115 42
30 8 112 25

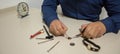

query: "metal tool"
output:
64 33 72 40
47 41 60 52
38 39 53 44
36 37 54 40
71 33 81 39
78 28 101 52
43 25 54 39
30 29 44 39
82 38 100 52
36 38 52 40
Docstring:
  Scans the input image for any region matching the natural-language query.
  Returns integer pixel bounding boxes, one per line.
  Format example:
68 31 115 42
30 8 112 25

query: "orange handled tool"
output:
30 29 44 39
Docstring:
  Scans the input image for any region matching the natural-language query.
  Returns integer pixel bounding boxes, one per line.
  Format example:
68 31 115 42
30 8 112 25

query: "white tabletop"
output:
0 7 120 54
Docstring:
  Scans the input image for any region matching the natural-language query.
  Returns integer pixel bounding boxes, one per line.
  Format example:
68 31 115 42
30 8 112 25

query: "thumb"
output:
81 24 88 32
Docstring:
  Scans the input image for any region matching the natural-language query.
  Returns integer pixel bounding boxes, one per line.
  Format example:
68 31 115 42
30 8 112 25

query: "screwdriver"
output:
38 39 53 44
64 33 72 40
79 28 101 52
71 27 87 39
30 29 44 39
43 25 53 39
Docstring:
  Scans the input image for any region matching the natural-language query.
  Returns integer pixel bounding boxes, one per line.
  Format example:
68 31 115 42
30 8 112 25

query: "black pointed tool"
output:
79 28 101 52
43 25 53 39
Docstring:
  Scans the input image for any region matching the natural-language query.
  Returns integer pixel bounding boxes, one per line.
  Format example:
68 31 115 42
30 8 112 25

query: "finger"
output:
87 29 94 39
83 25 92 38
56 22 66 35
55 21 68 35
84 24 99 39
52 27 62 36
49 25 55 35
49 20 65 36
49 23 62 36
54 29 62 36
89 25 102 39
61 22 68 34
96 30 104 38
98 26 106 38
81 24 88 32
80 24 88 38
95 34 102 38
49 25 54 34
90 28 99 39
94 26 103 38
56 27 64 35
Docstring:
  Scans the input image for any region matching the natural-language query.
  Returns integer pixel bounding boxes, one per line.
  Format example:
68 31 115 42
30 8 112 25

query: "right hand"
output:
80 21 106 39
49 19 68 36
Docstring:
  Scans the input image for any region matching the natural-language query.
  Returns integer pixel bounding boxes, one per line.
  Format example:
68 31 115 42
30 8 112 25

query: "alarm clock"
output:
17 2 29 18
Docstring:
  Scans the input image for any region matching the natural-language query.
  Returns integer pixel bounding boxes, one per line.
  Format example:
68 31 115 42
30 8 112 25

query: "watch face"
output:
17 2 29 17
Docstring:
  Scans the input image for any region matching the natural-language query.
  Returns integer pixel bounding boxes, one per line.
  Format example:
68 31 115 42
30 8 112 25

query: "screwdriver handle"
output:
43 25 50 36
30 29 44 39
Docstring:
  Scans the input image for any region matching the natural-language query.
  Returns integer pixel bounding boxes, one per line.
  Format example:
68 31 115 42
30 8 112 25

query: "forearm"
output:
101 0 120 33
101 14 120 33
41 0 59 27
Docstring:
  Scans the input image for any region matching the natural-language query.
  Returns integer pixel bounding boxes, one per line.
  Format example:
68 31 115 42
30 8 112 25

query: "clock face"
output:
17 2 29 18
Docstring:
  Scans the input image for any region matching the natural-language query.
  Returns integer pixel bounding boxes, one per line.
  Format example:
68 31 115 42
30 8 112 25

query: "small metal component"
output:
38 39 53 44
47 41 60 52
67 37 72 40
36 38 54 40
64 34 72 40
70 42 75 46
36 38 47 40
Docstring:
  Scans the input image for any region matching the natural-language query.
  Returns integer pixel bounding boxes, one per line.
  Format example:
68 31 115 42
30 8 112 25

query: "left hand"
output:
49 19 68 36
81 21 106 39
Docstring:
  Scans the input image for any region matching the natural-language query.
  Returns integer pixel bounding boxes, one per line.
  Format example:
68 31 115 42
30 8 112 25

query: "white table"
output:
0 6 120 54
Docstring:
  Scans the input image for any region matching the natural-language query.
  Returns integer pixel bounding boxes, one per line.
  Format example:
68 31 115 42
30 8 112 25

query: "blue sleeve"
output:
42 0 59 27
101 0 120 33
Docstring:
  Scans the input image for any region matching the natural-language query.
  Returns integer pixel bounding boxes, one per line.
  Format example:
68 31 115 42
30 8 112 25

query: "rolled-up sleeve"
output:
42 0 59 27
101 0 120 33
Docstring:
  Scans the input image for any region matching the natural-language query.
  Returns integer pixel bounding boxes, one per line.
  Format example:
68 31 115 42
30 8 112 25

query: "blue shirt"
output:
42 0 120 33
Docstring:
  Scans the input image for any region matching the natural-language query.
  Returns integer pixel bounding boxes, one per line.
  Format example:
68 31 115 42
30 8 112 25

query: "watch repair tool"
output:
17 2 29 18
38 39 53 44
47 41 60 52
43 25 54 39
36 37 54 40
36 38 51 40
64 33 72 40
82 38 100 52
71 33 81 39
30 29 44 39
79 28 101 52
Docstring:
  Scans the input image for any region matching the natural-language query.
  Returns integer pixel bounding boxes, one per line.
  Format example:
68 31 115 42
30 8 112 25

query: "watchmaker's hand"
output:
49 19 68 36
81 21 106 39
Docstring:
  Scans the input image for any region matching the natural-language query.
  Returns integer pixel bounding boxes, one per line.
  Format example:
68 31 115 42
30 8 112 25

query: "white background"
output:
0 0 107 19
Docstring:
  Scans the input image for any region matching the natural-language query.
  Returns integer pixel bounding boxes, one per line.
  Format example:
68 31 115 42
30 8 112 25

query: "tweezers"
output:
78 28 101 52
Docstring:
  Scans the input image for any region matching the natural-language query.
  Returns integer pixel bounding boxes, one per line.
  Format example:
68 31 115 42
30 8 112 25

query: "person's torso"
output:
58 0 104 21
